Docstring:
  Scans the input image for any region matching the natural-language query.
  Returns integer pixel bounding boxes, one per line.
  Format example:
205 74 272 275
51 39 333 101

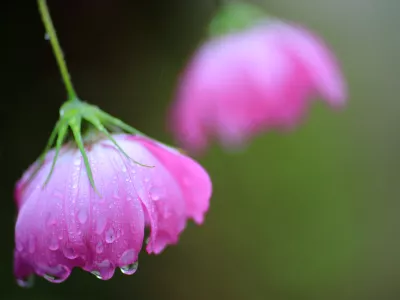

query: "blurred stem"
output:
37 0 77 101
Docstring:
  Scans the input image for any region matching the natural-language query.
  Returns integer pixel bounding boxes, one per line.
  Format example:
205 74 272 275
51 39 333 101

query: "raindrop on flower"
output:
73 157 81 166
16 275 34 288
120 262 138 275
48 236 59 251
149 186 165 201
93 260 115 280
95 216 107 234
63 245 78 259
119 249 135 265
78 208 88 224
105 227 116 244
96 241 104 254
91 271 102 279
45 212 57 227
43 265 70 283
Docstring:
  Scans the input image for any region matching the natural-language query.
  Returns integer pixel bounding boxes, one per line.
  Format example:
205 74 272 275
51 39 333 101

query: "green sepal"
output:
43 120 68 187
26 98 162 195
86 115 154 168
209 2 268 37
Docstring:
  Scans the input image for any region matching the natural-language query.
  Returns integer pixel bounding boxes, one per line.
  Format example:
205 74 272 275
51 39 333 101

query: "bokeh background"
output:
2 0 400 299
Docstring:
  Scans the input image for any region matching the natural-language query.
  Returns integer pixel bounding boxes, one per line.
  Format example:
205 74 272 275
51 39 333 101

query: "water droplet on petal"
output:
149 186 165 201
113 188 120 200
95 216 107 234
93 260 115 280
120 262 138 275
43 265 70 283
91 270 102 279
45 212 57 227
78 209 88 224
63 245 78 259
119 249 136 265
96 241 104 254
105 228 116 244
16 275 34 288
74 157 81 166
48 236 59 251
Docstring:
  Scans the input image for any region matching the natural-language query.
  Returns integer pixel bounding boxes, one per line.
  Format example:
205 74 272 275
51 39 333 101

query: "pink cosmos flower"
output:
14 134 211 285
169 21 347 153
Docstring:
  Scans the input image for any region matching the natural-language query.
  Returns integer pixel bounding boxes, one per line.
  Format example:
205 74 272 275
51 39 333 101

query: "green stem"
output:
38 0 77 100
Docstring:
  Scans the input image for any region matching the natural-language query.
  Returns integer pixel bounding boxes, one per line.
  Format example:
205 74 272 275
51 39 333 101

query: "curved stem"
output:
38 0 77 100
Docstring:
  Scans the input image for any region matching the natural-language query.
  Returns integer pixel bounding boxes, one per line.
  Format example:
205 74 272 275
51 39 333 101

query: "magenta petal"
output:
14 134 212 283
276 23 347 106
169 21 347 153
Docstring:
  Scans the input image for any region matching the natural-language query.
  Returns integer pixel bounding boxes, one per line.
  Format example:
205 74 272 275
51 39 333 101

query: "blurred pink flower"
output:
169 21 347 153
14 134 211 285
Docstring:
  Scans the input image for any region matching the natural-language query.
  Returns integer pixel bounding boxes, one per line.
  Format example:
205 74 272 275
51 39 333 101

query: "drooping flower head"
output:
15 0 212 286
169 2 347 153
14 134 211 285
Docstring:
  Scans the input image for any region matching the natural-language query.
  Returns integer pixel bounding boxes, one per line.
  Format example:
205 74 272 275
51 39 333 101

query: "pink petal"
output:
14 134 212 283
169 21 346 153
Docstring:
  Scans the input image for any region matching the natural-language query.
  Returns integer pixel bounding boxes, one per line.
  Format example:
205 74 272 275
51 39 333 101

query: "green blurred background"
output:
2 0 400 299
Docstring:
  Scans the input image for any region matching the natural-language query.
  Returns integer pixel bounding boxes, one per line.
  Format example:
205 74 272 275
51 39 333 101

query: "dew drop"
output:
63 245 78 259
43 265 70 283
78 209 88 224
16 275 34 288
45 212 57 227
119 249 136 265
121 165 127 172
91 270 103 279
72 183 78 189
73 157 81 166
48 236 59 251
120 262 138 275
44 32 50 40
149 186 165 201
95 216 107 234
96 241 104 254
105 227 116 244
113 188 120 200
92 260 115 280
